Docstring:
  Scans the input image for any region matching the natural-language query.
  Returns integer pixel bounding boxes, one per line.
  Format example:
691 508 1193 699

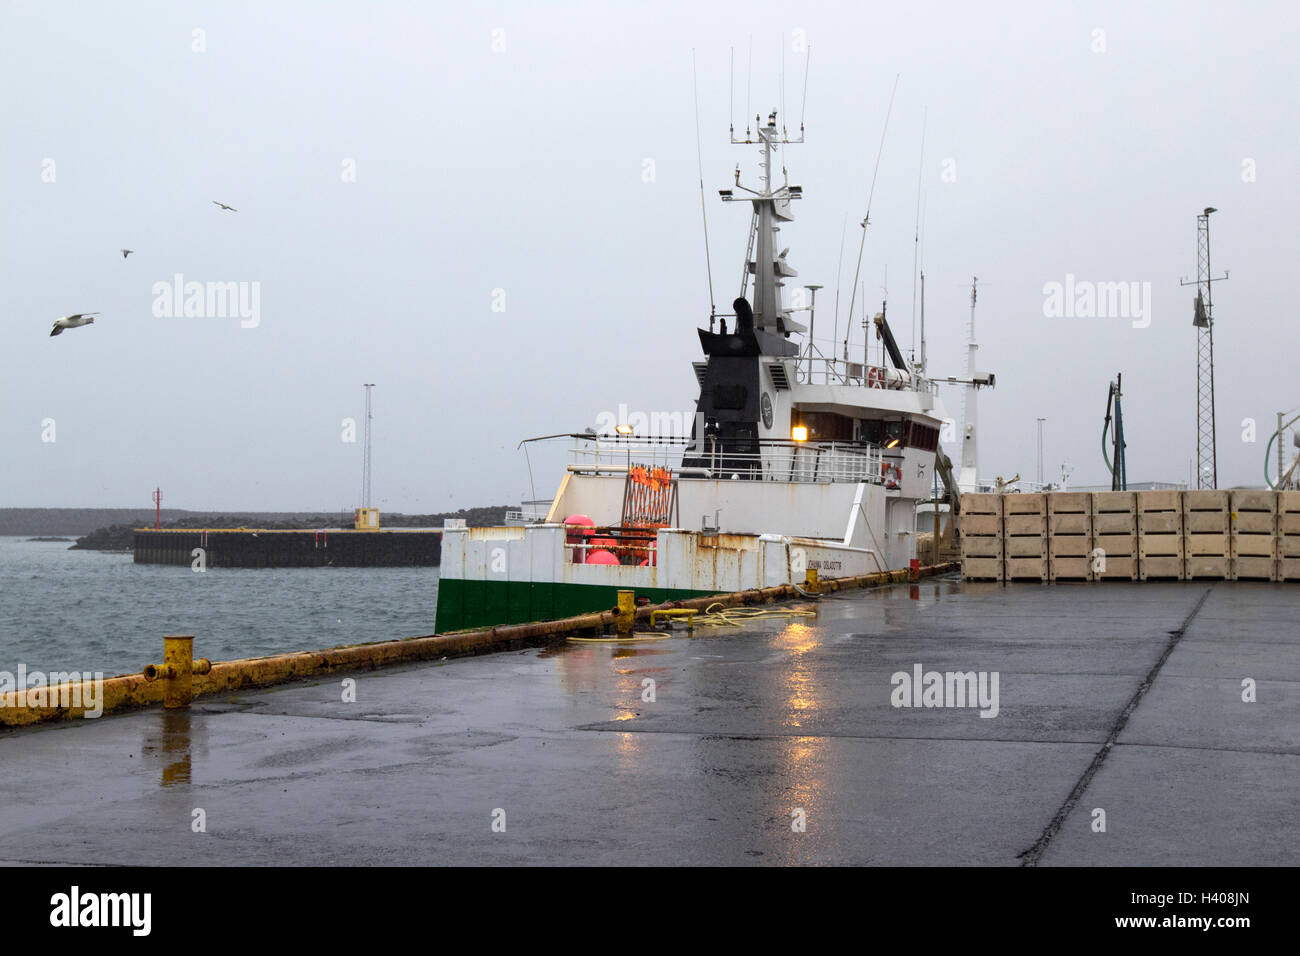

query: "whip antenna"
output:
692 49 717 328
728 46 734 137
910 108 926 359
745 34 752 134
845 73 899 359
799 44 811 135
832 213 846 360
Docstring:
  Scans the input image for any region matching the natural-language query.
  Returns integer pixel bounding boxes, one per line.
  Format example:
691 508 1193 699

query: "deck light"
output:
615 424 634 435
886 438 901 449
792 425 808 442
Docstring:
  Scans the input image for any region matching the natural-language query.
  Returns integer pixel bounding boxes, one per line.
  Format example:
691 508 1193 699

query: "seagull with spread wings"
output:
212 200 237 212
50 313 99 337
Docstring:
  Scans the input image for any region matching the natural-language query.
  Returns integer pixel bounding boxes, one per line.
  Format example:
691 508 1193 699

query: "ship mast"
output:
959 277 980 492
721 110 804 340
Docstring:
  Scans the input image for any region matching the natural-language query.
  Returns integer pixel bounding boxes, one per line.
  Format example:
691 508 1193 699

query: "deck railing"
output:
565 436 883 485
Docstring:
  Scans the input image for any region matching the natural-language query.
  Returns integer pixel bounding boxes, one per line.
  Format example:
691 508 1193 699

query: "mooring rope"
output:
690 602 819 629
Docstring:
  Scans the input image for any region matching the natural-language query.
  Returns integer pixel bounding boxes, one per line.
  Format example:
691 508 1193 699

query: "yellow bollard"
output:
805 568 820 593
615 590 635 636
141 635 211 709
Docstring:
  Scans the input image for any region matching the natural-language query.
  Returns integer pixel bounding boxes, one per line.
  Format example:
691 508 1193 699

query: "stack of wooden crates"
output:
960 489 1299 582
1283 492 1300 581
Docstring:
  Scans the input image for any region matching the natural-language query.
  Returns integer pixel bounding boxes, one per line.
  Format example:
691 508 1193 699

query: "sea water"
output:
0 537 439 677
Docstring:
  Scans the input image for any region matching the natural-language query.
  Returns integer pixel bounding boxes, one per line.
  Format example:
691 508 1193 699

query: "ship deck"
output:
1 577 1296 865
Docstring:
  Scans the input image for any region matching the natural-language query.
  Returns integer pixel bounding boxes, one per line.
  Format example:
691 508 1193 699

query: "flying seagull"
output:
212 200 237 212
50 313 98 337
121 249 134 258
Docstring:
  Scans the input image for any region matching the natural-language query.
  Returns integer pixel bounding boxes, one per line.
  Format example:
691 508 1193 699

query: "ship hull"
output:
434 523 885 633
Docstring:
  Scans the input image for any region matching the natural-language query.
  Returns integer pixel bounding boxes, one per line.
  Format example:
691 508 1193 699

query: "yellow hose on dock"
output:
690 602 819 628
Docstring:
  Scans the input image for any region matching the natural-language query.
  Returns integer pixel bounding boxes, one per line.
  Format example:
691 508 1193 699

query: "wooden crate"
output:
1049 536 1093 559
961 513 1001 536
1047 492 1093 514
1185 532 1229 556
1094 532 1137 557
1184 489 1230 512
1093 554 1138 580
1278 489 1300 574
1140 555 1184 580
1185 555 1230 580
1136 489 1183 513
1139 533 1183 558
1004 493 1047 516
1050 555 1093 582
962 556 1003 581
1005 535 1047 558
1138 510 1182 534
1004 556 1048 582
961 535 1003 560
1230 489 1277 513
1049 512 1092 535
1182 491 1230 570
1184 511 1229 533
1230 556 1277 581
1093 491 1136 515
1093 511 1137 535
1004 514 1047 536
1231 533 1277 558
1230 511 1276 534
962 492 1003 515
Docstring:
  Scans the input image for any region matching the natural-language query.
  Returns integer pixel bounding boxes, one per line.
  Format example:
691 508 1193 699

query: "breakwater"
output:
133 528 441 567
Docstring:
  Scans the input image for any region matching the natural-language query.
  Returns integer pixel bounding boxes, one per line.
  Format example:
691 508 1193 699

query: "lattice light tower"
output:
1180 208 1228 489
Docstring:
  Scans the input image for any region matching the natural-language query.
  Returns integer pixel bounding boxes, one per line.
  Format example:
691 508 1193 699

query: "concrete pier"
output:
0 577 1294 865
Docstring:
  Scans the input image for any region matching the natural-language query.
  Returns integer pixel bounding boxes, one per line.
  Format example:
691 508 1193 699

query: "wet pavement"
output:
1 576 1296 865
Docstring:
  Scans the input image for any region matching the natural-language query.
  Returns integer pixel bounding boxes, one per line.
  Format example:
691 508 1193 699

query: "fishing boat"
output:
436 109 961 632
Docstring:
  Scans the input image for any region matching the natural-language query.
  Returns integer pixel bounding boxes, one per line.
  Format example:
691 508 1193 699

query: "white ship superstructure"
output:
437 109 959 632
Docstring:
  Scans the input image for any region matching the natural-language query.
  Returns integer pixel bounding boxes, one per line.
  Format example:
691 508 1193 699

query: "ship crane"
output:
873 305 963 526
1266 408 1300 490
1102 374 1127 491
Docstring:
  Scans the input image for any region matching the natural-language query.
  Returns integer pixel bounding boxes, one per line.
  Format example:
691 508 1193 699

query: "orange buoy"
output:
564 514 596 562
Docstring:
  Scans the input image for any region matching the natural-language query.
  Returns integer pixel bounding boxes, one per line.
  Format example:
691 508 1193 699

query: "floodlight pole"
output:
1180 208 1228 489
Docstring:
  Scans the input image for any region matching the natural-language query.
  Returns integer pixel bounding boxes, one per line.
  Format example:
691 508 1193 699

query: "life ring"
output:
866 366 884 389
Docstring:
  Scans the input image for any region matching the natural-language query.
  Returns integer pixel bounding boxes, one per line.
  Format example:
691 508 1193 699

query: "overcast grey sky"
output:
3 0 1297 512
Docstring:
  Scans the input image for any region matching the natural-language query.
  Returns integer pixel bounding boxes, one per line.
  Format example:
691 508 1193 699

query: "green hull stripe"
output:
435 578 717 633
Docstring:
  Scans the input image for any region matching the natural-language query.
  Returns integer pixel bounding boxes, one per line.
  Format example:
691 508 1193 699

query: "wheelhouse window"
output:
790 411 855 442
